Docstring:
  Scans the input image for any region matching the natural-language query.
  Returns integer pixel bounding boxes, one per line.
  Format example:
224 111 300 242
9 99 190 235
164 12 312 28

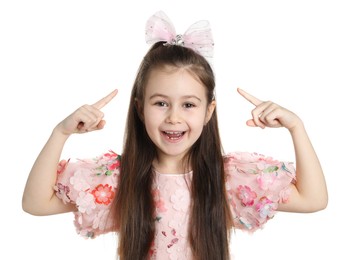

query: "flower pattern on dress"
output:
237 207 260 230
54 151 120 240
54 182 71 204
92 209 110 230
257 172 277 190
91 184 114 205
149 241 157 259
168 212 189 238
76 191 96 214
95 150 120 176
54 159 72 203
70 170 93 192
160 227 181 258
152 187 167 222
279 186 292 203
256 196 277 219
256 155 280 169
167 235 179 249
236 185 257 206
57 159 70 174
170 189 189 212
224 152 295 233
54 151 295 259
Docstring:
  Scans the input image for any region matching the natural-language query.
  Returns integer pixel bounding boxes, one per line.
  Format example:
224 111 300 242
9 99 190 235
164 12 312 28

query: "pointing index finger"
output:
92 89 118 109
237 88 262 106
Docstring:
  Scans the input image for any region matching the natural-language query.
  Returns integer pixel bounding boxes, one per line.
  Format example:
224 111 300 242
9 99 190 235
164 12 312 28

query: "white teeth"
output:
164 131 183 134
163 131 185 140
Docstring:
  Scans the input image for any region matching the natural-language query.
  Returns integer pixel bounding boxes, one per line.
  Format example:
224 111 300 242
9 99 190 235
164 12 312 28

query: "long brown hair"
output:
111 42 232 259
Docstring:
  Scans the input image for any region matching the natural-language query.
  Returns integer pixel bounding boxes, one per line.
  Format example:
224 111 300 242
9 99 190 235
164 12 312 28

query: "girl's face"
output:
140 66 215 164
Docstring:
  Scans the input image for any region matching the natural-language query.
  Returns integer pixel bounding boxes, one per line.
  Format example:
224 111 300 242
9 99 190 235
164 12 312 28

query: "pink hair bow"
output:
145 11 214 61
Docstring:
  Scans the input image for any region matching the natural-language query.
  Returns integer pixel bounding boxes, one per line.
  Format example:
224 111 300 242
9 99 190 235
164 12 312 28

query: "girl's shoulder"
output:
55 150 120 197
223 151 295 178
54 150 120 238
223 151 296 232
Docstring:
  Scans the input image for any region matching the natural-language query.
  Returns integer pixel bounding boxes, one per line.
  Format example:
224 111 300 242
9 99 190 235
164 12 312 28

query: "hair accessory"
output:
145 11 214 61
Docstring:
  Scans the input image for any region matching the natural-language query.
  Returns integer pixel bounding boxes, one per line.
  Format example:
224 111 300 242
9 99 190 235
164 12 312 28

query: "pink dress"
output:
54 150 295 259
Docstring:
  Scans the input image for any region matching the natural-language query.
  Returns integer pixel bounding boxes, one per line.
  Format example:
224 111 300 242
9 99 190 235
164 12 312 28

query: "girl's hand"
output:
56 89 118 135
237 88 302 131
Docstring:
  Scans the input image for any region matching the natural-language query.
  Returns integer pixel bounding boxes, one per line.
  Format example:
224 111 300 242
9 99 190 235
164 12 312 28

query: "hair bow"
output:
145 11 214 61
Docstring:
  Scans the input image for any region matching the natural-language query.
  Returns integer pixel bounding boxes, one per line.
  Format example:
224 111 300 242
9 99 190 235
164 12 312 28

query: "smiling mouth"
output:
162 131 186 140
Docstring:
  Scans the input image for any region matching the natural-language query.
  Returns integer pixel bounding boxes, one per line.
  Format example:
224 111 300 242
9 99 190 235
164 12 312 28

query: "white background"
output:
1 0 353 259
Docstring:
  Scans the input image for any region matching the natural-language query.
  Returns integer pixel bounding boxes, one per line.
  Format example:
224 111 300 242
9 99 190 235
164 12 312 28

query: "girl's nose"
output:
166 107 181 124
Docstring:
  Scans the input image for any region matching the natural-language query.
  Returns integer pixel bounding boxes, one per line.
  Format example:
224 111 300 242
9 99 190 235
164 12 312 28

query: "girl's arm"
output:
278 121 328 212
22 129 75 216
237 88 328 213
22 90 118 216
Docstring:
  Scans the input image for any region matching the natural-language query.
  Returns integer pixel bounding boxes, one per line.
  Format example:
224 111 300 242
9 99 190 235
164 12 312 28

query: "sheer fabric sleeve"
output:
224 152 296 233
53 150 120 238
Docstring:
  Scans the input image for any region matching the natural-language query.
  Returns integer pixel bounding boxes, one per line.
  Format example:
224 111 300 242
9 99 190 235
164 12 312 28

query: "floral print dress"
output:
54 150 295 259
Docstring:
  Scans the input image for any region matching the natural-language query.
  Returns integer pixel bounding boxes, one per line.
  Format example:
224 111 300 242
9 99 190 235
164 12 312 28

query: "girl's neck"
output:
152 154 191 174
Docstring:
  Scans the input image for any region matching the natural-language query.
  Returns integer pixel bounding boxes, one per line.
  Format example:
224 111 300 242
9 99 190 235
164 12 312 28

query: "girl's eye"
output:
183 103 195 108
155 101 167 107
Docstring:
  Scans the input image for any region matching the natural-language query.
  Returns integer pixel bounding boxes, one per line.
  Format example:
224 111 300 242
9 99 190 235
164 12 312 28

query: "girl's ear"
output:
205 100 216 125
135 98 144 122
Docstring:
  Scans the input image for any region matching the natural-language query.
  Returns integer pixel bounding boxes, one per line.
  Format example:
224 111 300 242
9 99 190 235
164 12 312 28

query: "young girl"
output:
22 11 328 260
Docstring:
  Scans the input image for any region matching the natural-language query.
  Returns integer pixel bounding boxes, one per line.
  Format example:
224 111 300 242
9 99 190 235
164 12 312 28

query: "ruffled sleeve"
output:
53 150 120 238
224 152 296 233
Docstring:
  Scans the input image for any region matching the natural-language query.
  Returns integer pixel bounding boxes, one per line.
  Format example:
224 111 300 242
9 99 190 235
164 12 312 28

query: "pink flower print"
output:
238 216 253 230
225 174 231 192
167 238 179 248
95 150 120 176
103 150 120 170
236 185 257 207
171 228 176 236
279 187 291 203
257 172 277 190
236 207 260 230
258 155 279 165
103 150 118 160
107 161 120 171
228 196 239 220
76 191 96 214
149 241 157 258
256 196 277 219
57 159 70 174
171 189 190 212
54 183 71 204
70 170 93 192
166 228 180 256
104 150 120 171
152 188 167 213
168 213 188 238
76 213 83 225
92 209 110 230
155 200 167 212
91 184 114 205
74 215 95 239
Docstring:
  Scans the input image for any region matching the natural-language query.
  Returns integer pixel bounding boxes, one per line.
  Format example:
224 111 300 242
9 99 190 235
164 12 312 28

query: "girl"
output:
22 11 328 260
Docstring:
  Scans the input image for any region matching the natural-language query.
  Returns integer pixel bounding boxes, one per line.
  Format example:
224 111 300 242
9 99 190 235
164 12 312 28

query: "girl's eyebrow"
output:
149 93 202 102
